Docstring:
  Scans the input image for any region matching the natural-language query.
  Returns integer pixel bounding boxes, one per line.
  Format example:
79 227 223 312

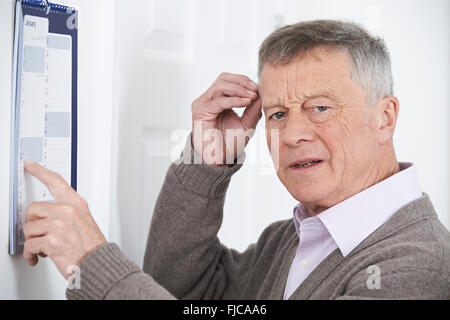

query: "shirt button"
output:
300 259 309 269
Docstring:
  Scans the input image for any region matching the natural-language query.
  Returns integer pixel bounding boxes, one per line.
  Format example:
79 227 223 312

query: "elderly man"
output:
23 20 450 299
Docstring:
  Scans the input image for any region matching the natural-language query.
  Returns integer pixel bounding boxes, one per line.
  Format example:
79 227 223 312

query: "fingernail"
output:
24 160 35 167
247 90 256 96
242 98 251 102
251 81 258 89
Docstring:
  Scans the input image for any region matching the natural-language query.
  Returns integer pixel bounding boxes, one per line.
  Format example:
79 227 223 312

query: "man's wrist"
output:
66 242 140 300
172 133 245 197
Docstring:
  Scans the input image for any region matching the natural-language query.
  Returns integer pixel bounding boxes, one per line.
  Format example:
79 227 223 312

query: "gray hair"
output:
258 20 394 106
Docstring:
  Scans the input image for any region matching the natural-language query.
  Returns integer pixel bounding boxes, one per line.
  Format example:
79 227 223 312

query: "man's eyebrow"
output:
262 102 282 110
262 89 342 110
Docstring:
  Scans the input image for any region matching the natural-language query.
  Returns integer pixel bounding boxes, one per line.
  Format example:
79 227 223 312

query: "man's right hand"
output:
191 72 262 166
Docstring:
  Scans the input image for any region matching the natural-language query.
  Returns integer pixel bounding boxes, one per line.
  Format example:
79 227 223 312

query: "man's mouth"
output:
290 159 323 169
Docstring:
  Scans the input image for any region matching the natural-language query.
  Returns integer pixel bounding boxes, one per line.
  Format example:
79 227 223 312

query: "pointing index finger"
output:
24 160 72 200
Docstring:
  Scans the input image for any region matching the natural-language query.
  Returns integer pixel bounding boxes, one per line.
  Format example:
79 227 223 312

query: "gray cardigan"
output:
66 140 450 300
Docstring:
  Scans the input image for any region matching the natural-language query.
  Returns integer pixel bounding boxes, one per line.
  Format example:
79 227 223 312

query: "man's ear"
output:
374 96 400 144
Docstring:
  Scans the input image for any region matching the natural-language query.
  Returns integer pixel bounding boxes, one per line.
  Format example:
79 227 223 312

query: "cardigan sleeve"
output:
143 134 266 299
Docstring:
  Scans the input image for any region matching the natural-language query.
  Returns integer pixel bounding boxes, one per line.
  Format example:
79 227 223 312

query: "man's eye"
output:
314 106 329 112
271 111 286 120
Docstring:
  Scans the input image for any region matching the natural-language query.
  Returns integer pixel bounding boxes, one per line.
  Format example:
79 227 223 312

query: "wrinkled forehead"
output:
259 47 361 107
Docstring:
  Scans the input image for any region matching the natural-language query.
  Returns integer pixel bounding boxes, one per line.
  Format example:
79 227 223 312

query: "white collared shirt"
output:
283 162 423 299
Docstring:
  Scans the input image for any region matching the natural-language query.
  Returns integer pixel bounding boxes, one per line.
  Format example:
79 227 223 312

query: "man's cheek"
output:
267 132 282 172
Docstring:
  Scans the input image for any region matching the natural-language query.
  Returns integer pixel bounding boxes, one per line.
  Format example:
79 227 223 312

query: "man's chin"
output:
287 186 332 206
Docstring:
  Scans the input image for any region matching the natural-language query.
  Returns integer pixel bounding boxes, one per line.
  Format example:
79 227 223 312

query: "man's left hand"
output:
22 160 107 279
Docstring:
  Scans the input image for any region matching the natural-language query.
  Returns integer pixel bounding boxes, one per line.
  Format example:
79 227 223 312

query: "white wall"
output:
0 0 116 299
1 0 448 299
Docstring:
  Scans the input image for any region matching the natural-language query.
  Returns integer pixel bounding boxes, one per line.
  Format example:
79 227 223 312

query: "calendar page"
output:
15 14 73 246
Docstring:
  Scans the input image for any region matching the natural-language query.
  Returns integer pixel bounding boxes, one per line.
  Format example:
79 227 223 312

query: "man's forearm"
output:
143 135 244 299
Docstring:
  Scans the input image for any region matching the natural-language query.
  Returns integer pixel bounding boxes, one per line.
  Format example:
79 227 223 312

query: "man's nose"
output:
282 110 315 147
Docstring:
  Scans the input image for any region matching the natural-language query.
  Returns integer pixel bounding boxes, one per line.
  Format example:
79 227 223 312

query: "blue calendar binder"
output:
9 0 78 255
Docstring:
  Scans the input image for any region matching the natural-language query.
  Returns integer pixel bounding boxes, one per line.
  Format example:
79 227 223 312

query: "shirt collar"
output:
292 162 422 257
